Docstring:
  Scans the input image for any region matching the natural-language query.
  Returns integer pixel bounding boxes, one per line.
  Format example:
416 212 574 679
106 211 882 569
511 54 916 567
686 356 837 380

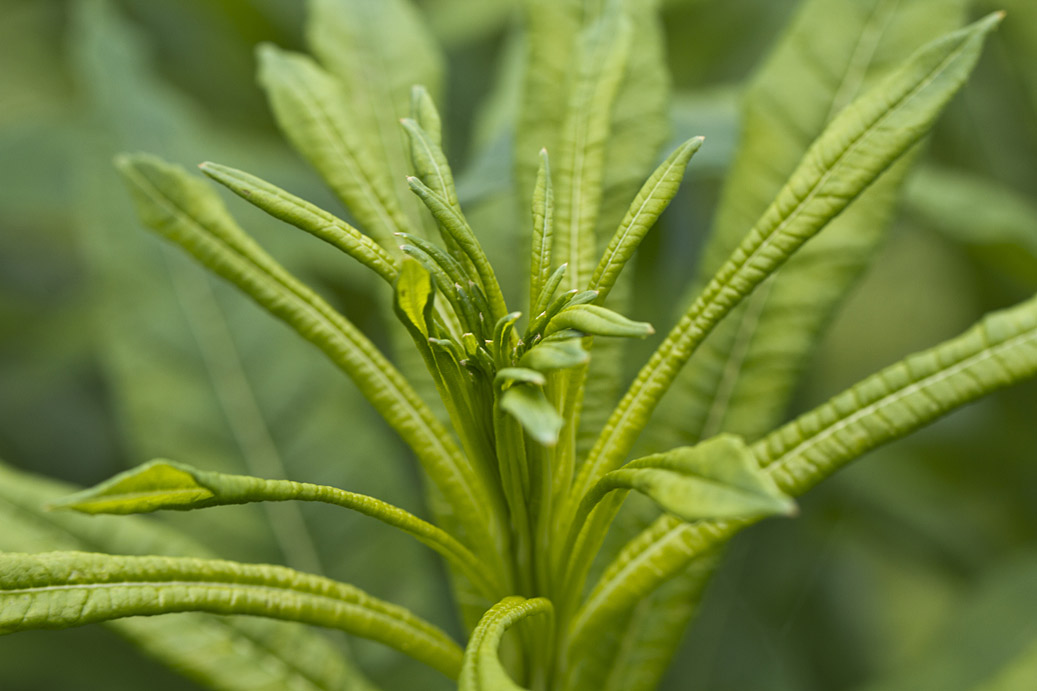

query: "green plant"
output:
2 0 1036 689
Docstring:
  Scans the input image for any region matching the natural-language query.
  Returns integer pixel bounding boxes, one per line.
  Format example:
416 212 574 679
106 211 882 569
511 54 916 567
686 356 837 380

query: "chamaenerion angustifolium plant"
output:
2 0 1037 689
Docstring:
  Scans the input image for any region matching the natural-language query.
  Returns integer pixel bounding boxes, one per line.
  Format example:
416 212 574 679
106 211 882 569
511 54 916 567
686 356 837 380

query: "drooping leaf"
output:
543 304 654 339
573 12 1002 509
115 153 497 558
459 597 553 691
500 384 563 446
394 257 436 338
0 459 378 691
52 459 501 598
518 340 589 372
0 551 465 679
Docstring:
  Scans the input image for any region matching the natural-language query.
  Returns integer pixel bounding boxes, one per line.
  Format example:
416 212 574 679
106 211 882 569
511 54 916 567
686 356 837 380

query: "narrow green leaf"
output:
394 257 435 338
0 551 464 679
518 340 589 372
757 292 1037 496
199 161 399 284
588 136 703 302
51 459 500 598
308 0 444 234
459 597 553 691
500 384 563 446
256 44 409 248
553 6 633 290
544 304 654 339
534 263 567 315
653 0 968 451
408 176 509 320
401 116 460 212
530 149 555 314
116 153 497 559
573 12 1002 510
570 288 1037 657
0 460 378 691
411 85 443 147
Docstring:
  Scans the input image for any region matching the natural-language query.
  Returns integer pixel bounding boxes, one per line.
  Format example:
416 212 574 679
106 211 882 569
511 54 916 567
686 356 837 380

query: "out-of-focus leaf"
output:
855 554 1037 691
904 165 1037 286
307 0 444 235
257 45 411 248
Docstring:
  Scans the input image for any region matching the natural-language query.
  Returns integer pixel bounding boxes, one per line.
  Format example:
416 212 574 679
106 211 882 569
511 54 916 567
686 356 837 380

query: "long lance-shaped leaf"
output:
199 162 399 285
0 460 379 691
408 177 509 320
653 0 967 453
529 149 555 313
256 45 409 249
553 4 633 291
588 136 703 303
51 460 502 599
568 289 1037 655
459 597 554 691
115 153 498 559
401 117 460 213
569 13 1002 513
308 0 443 236
0 551 464 679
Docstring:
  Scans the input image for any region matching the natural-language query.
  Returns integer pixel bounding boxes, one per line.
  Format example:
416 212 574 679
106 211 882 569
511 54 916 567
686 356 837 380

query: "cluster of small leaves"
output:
1 1 1036 690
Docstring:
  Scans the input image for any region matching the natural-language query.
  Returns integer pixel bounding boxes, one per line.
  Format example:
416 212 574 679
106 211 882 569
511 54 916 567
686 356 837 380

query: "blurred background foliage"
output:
0 0 1035 689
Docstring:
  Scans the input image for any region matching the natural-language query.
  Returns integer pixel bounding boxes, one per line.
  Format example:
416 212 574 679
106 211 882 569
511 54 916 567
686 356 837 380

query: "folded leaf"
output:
589 136 703 303
529 149 555 314
199 161 399 284
394 257 436 338
518 340 589 372
0 551 464 679
51 459 500 598
459 597 553 691
543 304 653 339
500 384 563 446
